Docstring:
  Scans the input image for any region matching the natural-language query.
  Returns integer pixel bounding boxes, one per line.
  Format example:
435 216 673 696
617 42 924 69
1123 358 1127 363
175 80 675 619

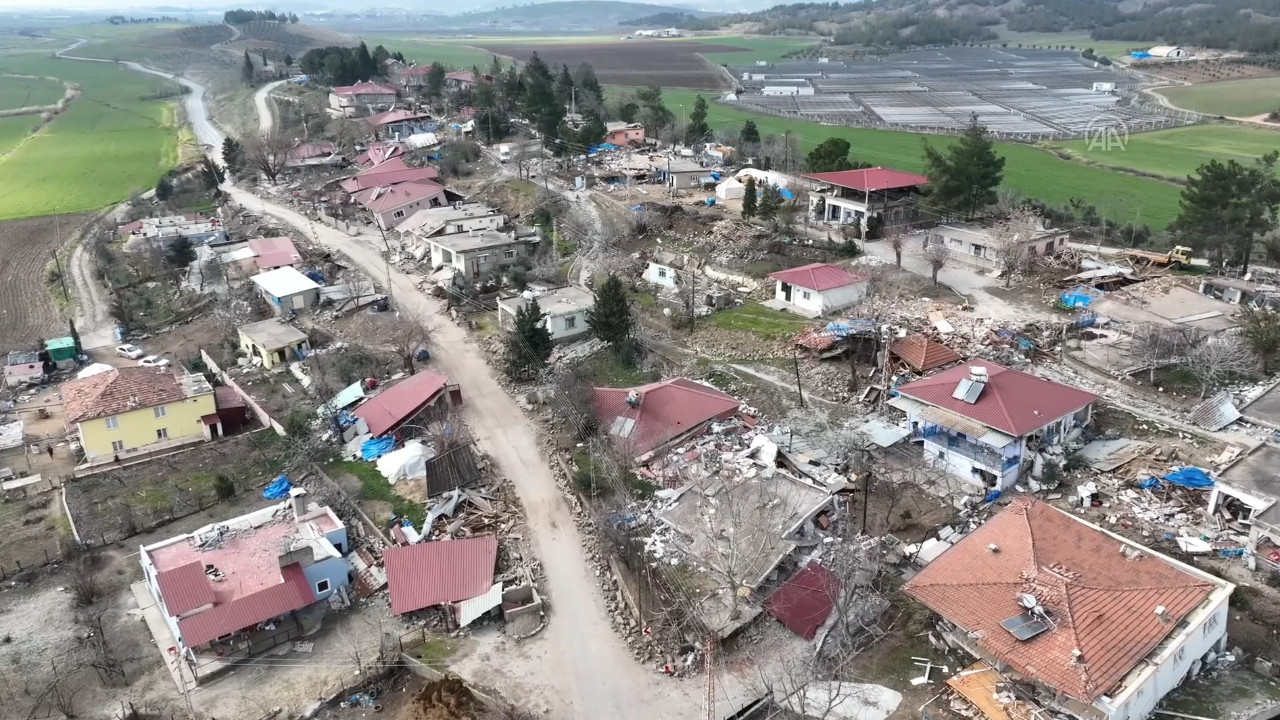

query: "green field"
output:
0 52 179 220
0 75 65 110
1053 124 1280 181
996 29 1142 60
55 23 190 62
360 36 501 69
0 115 38 156
1155 77 1280 118
656 88 1182 229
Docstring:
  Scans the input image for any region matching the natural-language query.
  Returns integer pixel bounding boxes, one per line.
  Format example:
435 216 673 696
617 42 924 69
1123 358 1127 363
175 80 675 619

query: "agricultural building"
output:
766 263 869 317
498 286 596 343
238 318 311 369
62 366 217 462
905 498 1233 720
138 489 349 683
1148 46 1188 58
353 370 457 437
888 360 1096 490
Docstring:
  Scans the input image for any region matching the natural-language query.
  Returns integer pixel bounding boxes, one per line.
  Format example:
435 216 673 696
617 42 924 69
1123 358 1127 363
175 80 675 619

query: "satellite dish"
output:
1019 593 1039 609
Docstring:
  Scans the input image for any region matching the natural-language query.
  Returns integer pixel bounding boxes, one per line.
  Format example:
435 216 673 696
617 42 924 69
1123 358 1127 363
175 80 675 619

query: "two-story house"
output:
804 166 928 236
427 228 540 280
62 366 218 462
604 121 645 146
328 81 398 117
355 180 448 230
397 202 506 256
888 360 1097 490
498 286 596 343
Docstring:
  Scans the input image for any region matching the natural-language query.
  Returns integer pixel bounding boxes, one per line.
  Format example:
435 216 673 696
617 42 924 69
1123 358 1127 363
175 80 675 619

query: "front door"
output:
781 282 792 302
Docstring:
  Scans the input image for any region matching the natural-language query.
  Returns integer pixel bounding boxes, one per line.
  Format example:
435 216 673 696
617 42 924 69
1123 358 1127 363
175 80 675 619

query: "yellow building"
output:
62 366 218 463
238 318 311 369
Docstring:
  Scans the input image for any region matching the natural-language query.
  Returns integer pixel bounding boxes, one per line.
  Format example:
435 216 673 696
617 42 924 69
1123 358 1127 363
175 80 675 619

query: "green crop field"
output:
0 51 179 220
1155 78 1280 118
653 88 1182 228
1052 125 1280 181
52 23 191 62
359 36 501 69
0 75 65 111
996 29 1141 60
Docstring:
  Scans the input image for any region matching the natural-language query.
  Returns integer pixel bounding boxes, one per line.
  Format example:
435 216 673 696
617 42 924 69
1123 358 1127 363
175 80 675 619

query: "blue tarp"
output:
1162 467 1215 489
984 489 1002 504
304 270 325 285
361 436 395 461
710 172 721 181
1131 52 1151 59
1060 290 1094 309
780 188 795 200
825 319 877 337
262 475 291 500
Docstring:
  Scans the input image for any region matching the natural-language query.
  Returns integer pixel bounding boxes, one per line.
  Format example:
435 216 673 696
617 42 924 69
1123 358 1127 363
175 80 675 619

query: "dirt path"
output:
69 237 112 349
254 78 287 133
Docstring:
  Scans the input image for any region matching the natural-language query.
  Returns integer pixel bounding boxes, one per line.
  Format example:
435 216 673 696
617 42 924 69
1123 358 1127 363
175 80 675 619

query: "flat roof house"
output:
138 489 349 683
604 121 645 147
766 263 869 318
498 286 596 343
427 229 539 280
906 498 1233 720
649 157 711 190
251 267 322 314
238 318 310 369
804 167 928 235
62 366 217 462
398 203 505 256
328 81 398 117
355 180 448 230
926 221 1070 271
889 360 1098 491
1209 443 1280 558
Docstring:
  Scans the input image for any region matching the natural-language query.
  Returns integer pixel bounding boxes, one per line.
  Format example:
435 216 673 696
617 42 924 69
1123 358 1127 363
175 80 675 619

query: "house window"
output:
477 254 489 264
657 267 667 278
111 440 125 453
393 210 405 219
316 579 331 594
156 428 169 440
105 415 119 430
1044 242 1053 253
454 224 464 233
564 316 577 330
802 291 811 300
154 406 167 418
503 249 516 260
972 244 985 257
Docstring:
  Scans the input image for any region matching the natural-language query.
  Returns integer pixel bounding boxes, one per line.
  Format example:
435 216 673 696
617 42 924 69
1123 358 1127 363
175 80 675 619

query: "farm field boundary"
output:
1154 77 1280 118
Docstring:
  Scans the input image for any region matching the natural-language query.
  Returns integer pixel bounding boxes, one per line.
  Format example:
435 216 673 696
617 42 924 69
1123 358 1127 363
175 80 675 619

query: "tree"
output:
921 242 951 285
1173 152 1280 273
922 113 1006 219
587 274 634 354
473 82 510 144
68 318 82 354
520 52 563 140
988 207 1044 288
806 137 854 173
1181 333 1259 398
154 175 174 201
1238 307 1280 373
685 95 710 145
222 136 245 174
758 181 784 220
283 53 293 68
741 175 757 218
355 41 375 81
164 234 196 270
739 119 760 146
887 230 905 268
505 298 553 380
200 158 224 190
242 130 291 183
425 62 446 99
241 50 254 86
634 85 674 138
573 62 604 105
554 63 575 107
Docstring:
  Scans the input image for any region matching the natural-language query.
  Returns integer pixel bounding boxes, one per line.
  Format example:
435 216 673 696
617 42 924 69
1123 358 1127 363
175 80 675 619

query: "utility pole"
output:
783 130 791 172
541 136 549 193
792 349 805 408
860 469 871 534
52 209 69 302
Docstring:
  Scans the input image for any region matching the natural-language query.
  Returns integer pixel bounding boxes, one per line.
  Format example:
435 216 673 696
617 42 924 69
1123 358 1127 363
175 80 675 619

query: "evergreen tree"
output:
634 85 673 136
283 53 293 68
554 63 575 107
355 42 375 81
68 319 82 355
222 137 245 174
922 113 1006 219
154 175 174 201
241 51 254 86
425 62 446 99
573 63 604 104
165 234 196 269
1174 152 1280 272
806 137 853 172
505 298 552 380
574 111 607 147
499 63 523 111
741 175 758 218
686 95 710 145
586 274 634 350
372 44 391 67
473 82 510 144
489 55 504 80
739 120 760 146
758 182 783 220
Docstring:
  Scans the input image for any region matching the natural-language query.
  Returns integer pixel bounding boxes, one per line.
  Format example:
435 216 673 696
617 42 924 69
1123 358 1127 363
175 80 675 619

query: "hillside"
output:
445 1 720 30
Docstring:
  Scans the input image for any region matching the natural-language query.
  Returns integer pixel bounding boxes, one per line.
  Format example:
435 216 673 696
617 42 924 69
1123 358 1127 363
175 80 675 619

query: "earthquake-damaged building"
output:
592 377 742 462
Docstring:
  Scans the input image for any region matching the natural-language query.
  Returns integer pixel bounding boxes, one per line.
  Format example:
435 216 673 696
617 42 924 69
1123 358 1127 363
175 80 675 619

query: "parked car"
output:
138 355 170 367
115 344 144 360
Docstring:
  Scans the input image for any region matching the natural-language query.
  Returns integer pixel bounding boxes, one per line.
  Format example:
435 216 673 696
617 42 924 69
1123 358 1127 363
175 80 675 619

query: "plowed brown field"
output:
0 213 90 347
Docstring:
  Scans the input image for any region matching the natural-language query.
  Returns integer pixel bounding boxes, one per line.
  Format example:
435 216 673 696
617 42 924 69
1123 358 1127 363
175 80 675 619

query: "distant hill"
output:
443 1 720 30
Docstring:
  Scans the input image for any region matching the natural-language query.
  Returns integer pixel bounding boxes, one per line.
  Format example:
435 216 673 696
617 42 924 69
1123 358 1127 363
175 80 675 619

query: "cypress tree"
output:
505 298 552 379
586 274 634 350
741 175 757 218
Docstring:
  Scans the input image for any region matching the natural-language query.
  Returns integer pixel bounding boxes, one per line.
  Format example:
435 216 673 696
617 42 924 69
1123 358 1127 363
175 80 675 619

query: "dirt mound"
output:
407 678 481 720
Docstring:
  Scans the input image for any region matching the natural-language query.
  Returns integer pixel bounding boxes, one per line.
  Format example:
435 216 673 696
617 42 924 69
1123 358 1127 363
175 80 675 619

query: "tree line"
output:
298 43 405 86
223 9 300 24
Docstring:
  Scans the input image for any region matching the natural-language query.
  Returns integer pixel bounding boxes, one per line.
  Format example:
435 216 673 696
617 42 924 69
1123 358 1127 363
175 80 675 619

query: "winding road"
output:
54 38 739 720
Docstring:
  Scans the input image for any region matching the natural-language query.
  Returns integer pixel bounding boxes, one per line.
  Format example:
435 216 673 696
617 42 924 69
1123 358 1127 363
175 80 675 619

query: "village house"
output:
889 360 1098 490
119 214 226 248
283 141 343 168
804 167 928 234
498 286 596 343
356 180 448 230
426 228 540 280
137 489 349 684
649 157 710 190
398 202 505 252
62 366 217 462
368 108 436 141
353 370 459 437
766 263 869 317
238 318 311 369
339 157 440 194
3 350 43 388
247 236 301 271
906 498 1233 720
926 221 1070 271
328 81 398 117
592 377 742 461
353 141 406 169
251 266 322 314
397 64 433 91
604 121 645 146
644 258 679 289
443 70 491 90
384 535 498 616
1209 443 1280 564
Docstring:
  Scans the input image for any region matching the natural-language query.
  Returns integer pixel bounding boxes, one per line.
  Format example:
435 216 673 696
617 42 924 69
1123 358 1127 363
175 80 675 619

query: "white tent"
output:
376 440 436 485
715 178 745 200
736 168 791 189
76 363 114 379
406 132 438 149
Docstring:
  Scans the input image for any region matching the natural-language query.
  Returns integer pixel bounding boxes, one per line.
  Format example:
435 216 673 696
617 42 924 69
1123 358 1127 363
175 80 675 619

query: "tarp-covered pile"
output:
377 440 436 485
262 474 292 500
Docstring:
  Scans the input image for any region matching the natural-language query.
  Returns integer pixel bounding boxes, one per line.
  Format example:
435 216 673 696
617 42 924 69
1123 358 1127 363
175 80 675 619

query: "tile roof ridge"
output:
1059 583 1097 697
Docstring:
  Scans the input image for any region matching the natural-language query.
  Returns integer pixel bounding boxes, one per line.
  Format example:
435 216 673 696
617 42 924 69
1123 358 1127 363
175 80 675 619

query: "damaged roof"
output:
890 334 961 372
765 563 841 640
384 536 498 615
592 377 740 457
62 367 187 423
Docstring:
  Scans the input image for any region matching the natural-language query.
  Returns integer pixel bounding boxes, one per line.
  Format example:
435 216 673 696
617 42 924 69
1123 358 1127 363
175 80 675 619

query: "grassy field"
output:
996 28 1142 60
0 115 39 156
360 36 500 68
711 302 812 339
55 22 190 62
0 75 65 110
1052 124 1280 180
0 51 180 219
655 88 1183 229
1155 78 1280 117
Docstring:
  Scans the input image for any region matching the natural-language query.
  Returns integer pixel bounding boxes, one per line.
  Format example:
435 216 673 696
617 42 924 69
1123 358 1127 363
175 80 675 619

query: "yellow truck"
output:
1120 245 1193 269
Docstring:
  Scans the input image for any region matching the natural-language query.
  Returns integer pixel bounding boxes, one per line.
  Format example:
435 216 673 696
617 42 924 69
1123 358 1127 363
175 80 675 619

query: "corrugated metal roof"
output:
768 263 867 292
354 371 450 437
1190 390 1240 432
177 564 314 648
384 536 498 615
455 582 504 627
803 167 928 192
765 563 841 640
154 561 216 617
425 443 481 497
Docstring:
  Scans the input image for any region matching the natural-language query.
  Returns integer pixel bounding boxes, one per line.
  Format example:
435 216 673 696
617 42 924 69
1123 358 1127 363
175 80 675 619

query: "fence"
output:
317 211 360 236
202 349 288 436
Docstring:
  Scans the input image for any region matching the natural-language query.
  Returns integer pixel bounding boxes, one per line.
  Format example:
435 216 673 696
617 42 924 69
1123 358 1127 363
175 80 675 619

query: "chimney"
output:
289 487 308 521
1072 648 1084 663
969 366 989 384
987 543 999 553
1155 605 1169 623
625 390 641 408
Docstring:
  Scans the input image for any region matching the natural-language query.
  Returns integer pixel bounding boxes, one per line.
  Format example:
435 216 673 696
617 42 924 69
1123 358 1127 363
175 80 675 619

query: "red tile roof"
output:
890 334 961 372
332 81 397 96
895 359 1097 436
340 157 440 192
768 263 867 292
904 498 1219 703
803 167 929 192
177 564 315 648
155 561 216 616
62 367 187 424
369 109 432 127
384 536 498 615
248 236 301 269
354 370 450 437
355 142 406 168
592 377 740 457
765 563 841 640
355 180 446 213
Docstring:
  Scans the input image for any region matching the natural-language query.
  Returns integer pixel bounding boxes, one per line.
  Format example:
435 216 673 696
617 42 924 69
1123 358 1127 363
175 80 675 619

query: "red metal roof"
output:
384 536 498 615
803 167 928 192
890 334 961 372
905 498 1219 703
895 359 1097 436
177 564 315 648
340 157 440 193
155 561 216 616
332 81 398 96
354 370 450 437
354 180 446 213
765 563 841 640
592 377 740 457
368 109 432 127
768 263 867 292
248 236 301 270
214 385 246 409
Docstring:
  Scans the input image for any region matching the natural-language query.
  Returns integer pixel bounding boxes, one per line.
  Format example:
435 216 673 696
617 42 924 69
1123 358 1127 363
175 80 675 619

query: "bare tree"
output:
391 313 432 375
1181 333 1259 398
988 207 1044 288
1131 323 1197 384
887 230 905 268
242 130 292 184
69 552 103 607
920 242 951 285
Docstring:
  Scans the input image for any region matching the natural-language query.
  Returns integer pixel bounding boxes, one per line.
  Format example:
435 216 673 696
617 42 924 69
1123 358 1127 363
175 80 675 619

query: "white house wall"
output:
775 280 825 314
820 282 868 312
646 262 678 288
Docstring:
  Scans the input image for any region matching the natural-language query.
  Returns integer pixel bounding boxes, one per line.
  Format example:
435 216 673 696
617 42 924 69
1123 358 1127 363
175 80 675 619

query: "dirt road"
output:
254 78 287 133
